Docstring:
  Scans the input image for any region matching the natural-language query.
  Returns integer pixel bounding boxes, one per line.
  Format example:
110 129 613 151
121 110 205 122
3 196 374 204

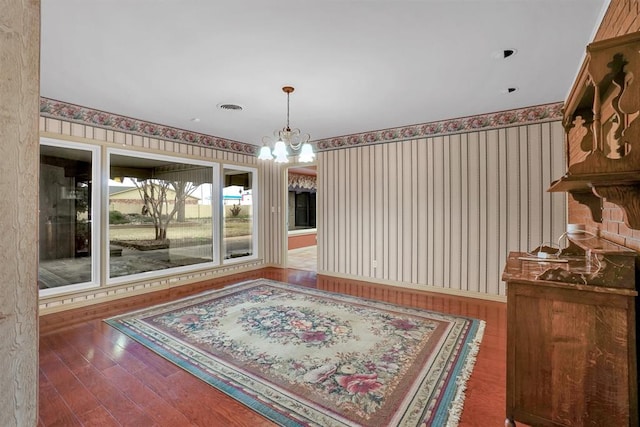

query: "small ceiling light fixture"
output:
258 86 315 163
500 87 518 94
491 48 517 60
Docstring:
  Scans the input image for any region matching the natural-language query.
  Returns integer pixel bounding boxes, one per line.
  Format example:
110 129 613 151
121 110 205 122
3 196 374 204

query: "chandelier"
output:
258 86 315 163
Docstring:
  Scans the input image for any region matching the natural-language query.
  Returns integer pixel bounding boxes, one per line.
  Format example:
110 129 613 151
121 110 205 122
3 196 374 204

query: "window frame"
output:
39 137 102 297
222 164 258 265
106 148 220 285
38 140 262 296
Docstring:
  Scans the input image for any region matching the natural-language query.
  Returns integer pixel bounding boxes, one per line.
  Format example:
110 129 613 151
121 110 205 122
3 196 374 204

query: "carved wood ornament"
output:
550 32 640 229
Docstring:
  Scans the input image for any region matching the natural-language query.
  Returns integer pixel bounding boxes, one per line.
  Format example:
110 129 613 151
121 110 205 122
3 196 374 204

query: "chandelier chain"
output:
286 91 291 131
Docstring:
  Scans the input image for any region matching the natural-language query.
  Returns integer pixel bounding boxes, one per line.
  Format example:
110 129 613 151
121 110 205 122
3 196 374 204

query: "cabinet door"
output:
507 281 633 426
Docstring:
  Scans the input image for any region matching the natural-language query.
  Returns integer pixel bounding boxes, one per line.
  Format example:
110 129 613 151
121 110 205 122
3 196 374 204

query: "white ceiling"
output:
40 0 608 147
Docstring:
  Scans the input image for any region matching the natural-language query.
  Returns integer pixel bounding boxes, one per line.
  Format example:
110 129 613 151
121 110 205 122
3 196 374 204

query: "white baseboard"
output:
317 270 507 303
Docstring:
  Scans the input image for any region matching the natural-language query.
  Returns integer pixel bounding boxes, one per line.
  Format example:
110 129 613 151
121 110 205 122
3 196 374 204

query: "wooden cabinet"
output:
502 238 638 426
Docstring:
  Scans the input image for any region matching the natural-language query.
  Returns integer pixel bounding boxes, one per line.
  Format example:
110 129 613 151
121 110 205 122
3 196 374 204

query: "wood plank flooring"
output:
39 268 508 426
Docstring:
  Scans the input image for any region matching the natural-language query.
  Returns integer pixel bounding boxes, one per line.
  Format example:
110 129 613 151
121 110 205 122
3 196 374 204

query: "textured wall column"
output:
0 0 40 425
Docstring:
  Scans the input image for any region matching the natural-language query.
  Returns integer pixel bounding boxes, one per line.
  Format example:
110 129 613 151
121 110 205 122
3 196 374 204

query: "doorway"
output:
286 166 317 272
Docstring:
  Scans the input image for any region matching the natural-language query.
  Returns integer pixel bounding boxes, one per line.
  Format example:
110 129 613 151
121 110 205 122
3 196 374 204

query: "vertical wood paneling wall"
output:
318 121 566 298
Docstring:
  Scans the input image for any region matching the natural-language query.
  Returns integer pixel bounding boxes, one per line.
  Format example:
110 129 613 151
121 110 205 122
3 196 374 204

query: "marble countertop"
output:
502 236 637 294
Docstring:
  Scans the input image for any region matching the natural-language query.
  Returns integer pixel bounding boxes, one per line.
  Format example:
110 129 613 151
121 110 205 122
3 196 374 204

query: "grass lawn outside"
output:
109 218 251 241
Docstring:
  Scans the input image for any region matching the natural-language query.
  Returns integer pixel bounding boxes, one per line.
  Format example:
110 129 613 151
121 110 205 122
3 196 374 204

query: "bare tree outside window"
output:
134 179 199 241
108 153 217 279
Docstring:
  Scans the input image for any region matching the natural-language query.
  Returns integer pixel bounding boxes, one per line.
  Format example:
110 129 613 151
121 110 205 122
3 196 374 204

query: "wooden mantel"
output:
549 32 640 229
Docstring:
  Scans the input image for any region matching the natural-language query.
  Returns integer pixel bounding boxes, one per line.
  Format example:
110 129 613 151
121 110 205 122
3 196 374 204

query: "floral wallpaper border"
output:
289 172 317 192
40 97 258 155
315 102 563 150
41 97 563 155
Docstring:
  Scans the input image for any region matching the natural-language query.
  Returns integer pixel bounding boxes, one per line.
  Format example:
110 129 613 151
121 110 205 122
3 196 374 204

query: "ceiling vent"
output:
217 103 243 111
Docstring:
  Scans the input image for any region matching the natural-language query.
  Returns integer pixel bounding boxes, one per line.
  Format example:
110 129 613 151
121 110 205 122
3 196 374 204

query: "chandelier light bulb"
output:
258 144 274 160
298 142 315 163
274 148 289 164
273 140 288 157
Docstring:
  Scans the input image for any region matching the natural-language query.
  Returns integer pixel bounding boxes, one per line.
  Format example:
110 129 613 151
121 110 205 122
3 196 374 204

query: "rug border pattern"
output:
105 279 485 427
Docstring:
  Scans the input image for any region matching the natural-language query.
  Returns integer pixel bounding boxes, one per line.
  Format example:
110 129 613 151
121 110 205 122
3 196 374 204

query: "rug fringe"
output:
446 320 486 427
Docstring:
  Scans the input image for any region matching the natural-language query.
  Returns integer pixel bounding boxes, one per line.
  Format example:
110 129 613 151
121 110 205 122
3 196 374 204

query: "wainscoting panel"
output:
317 121 566 297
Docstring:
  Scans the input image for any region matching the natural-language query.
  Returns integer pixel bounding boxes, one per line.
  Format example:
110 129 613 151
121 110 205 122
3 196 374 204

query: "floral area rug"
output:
105 279 485 426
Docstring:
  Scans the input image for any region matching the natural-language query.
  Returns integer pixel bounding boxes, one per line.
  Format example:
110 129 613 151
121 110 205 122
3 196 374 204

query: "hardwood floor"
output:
39 268 508 426
287 245 318 272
